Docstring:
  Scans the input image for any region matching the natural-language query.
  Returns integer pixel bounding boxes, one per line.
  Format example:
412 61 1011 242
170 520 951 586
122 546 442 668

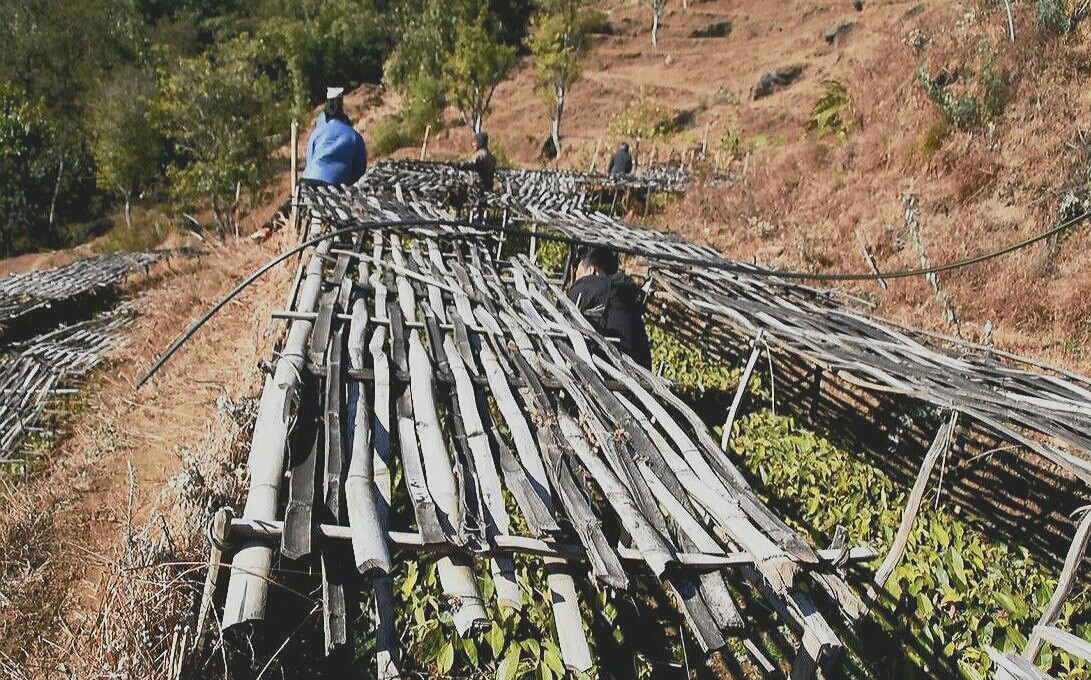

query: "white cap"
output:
326 87 344 99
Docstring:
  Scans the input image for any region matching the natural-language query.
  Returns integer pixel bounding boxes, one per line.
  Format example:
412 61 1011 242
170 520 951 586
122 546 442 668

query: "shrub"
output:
917 53 1009 132
807 80 854 139
718 128 741 158
369 116 418 157
917 118 950 158
608 101 684 139
1036 0 1070 36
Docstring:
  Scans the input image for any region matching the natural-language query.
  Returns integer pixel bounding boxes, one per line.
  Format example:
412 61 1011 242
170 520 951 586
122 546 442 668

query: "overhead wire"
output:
330 205 1089 283
136 205 1091 388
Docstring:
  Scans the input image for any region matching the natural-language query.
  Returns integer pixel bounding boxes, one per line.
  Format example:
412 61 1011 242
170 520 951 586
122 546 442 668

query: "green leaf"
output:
487 622 506 659
957 659 985 680
521 638 540 659
543 642 564 675
437 640 455 674
496 645 520 680
461 637 479 666
931 523 950 548
402 560 419 598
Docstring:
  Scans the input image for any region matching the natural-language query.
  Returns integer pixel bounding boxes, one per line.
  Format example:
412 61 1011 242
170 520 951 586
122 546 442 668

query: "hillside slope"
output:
368 0 1091 374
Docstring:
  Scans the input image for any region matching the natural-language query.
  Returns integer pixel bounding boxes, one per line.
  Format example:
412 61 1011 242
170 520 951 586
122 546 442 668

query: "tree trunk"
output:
232 181 241 238
123 195 132 231
48 151 65 229
211 196 225 235
652 11 660 45
551 86 566 158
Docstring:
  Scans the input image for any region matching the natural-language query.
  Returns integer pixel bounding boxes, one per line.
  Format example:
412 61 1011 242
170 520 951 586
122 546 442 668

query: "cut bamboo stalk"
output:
1024 508 1091 660
222 238 330 629
345 300 390 574
390 301 444 544
407 330 488 635
195 507 232 650
558 413 673 577
721 331 764 451
282 385 320 560
320 548 347 654
442 334 521 609
324 328 345 522
476 335 554 512
506 346 628 588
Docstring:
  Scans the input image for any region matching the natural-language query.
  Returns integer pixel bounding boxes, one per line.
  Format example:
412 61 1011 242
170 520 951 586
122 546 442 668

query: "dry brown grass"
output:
0 233 291 677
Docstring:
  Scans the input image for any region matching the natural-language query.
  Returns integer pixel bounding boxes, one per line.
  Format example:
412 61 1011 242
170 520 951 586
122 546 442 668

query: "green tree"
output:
384 0 459 123
444 15 516 133
0 82 55 255
88 67 163 230
528 0 591 157
256 0 394 114
153 35 288 234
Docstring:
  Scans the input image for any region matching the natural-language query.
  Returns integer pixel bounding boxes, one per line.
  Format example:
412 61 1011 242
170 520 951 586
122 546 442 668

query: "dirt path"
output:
0 236 292 676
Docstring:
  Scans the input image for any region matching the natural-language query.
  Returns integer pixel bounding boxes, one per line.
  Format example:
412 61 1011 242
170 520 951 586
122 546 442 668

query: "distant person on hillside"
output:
301 87 367 187
607 142 633 175
464 131 497 192
567 246 652 369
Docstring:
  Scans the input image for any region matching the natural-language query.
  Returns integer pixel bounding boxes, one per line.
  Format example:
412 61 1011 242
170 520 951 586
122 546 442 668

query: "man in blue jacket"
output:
301 87 367 187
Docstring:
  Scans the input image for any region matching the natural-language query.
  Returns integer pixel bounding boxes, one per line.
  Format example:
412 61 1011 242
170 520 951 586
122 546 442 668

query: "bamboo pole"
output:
224 517 876 566
442 334 521 609
345 299 390 573
407 330 488 635
1024 508 1091 660
221 238 331 629
721 331 764 450
420 124 431 160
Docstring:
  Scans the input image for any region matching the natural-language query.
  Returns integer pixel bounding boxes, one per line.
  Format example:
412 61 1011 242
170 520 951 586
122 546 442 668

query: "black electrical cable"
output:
333 206 1088 283
135 218 467 389
136 207 1091 388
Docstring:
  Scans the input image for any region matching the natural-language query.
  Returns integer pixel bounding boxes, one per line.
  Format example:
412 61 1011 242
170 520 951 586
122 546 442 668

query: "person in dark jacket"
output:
607 142 633 175
466 131 497 191
301 87 367 187
567 247 652 369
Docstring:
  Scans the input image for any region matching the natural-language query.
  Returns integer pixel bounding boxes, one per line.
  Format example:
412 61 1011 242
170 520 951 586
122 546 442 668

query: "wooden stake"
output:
290 119 299 192
854 228 888 290
871 413 957 591
721 330 764 451
588 138 602 172
420 124 431 161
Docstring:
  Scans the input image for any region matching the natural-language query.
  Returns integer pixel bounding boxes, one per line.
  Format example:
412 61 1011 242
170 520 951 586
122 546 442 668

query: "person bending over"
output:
607 142 633 175
567 247 652 369
301 87 367 188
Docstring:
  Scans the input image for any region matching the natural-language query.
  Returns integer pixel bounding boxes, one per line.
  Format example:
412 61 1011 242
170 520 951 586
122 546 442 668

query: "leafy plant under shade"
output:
729 409 1091 680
